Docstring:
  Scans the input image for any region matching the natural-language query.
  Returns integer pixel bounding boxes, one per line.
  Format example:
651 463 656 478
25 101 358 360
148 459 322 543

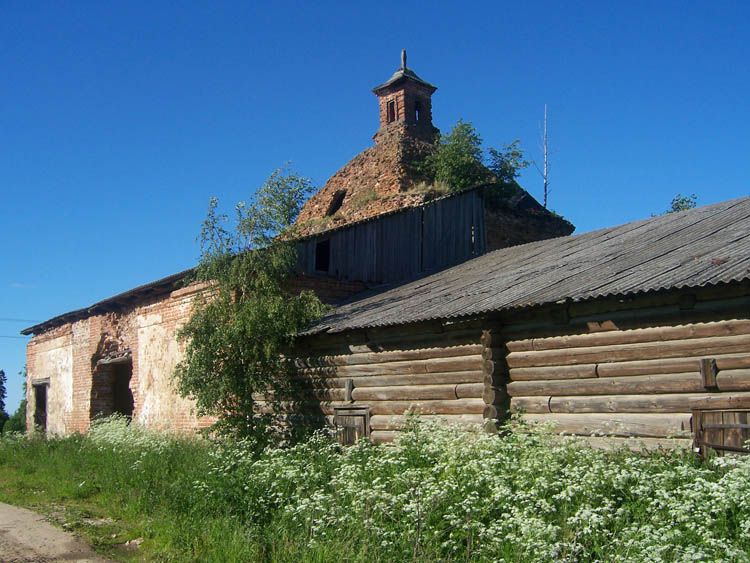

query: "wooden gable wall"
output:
296 189 486 284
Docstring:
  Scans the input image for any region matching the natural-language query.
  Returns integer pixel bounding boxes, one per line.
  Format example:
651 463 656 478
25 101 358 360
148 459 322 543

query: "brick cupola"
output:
372 50 438 143
295 51 441 236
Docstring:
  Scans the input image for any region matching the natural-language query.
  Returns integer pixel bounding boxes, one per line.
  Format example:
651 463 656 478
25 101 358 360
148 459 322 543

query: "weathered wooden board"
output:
521 413 693 438
543 392 750 413
369 414 484 431
296 189 485 284
507 320 750 353
294 344 483 368
299 371 483 389
297 356 483 377
507 334 750 368
508 373 705 397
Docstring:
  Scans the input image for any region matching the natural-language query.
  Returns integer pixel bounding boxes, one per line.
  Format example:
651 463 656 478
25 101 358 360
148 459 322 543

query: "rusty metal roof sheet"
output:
309 196 750 334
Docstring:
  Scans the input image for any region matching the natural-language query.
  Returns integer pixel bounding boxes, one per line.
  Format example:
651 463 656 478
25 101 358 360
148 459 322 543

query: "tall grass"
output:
1 416 750 561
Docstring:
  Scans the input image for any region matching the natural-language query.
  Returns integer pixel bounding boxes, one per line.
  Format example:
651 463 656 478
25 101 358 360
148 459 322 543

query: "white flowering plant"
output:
3 415 750 561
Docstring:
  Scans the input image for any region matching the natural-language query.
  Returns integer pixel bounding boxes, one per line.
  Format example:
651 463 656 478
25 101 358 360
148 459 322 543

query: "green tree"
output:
488 140 530 184
174 168 327 440
2 369 26 433
667 193 698 213
420 120 492 191
420 120 530 192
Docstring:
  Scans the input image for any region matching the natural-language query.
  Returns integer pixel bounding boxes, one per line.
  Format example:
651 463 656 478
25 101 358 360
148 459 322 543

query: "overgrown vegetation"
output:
0 368 7 430
418 120 530 192
667 193 698 213
174 168 327 441
2 369 25 434
2 416 750 562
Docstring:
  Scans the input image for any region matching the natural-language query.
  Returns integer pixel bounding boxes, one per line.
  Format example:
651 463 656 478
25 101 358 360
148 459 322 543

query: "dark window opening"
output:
315 239 331 273
112 362 134 417
415 100 422 123
326 190 347 216
90 359 134 420
33 384 48 432
387 100 396 123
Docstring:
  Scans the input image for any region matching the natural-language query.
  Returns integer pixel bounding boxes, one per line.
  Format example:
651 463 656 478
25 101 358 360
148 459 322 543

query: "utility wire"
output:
0 335 29 339
0 317 40 323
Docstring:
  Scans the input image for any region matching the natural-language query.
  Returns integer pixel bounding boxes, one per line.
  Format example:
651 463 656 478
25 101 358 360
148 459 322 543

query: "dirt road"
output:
0 502 109 563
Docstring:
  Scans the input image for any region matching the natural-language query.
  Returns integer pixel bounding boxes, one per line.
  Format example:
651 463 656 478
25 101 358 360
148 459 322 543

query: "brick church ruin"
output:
23 54 750 454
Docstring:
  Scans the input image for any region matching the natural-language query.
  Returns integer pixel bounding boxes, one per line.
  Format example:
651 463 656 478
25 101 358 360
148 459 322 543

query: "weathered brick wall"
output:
375 81 437 142
295 126 436 236
26 275 367 435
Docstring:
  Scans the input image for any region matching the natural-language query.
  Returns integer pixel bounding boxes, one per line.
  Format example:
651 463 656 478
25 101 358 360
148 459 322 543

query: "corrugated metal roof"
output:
309 196 750 334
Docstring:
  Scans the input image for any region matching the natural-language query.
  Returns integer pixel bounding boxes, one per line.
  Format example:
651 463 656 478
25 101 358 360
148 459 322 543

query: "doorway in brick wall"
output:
90 358 134 420
32 382 48 432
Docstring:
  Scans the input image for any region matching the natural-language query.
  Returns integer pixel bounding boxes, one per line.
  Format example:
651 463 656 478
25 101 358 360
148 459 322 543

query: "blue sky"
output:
1 1 749 413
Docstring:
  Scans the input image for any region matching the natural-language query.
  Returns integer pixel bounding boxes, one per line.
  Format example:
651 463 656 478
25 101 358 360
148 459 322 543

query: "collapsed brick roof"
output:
295 128 438 237
295 52 443 237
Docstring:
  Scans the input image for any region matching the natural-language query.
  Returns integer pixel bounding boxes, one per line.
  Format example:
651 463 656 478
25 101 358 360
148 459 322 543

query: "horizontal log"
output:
512 319 750 353
370 430 397 444
366 398 486 415
293 344 483 369
595 357 699 378
258 398 499 416
299 371 483 389
508 373 705 397
563 353 750 379
715 369 750 391
521 413 693 438
547 392 750 413
365 324 482 347
297 356 483 377
507 334 750 368
505 340 533 353
510 364 598 381
511 396 551 414
564 436 693 452
252 389 347 402
457 382 485 399
299 324 481 355
369 414 484 431
352 384 458 402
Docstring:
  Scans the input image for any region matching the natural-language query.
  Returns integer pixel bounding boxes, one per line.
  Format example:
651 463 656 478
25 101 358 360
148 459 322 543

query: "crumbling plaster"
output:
26 282 211 435
27 333 73 435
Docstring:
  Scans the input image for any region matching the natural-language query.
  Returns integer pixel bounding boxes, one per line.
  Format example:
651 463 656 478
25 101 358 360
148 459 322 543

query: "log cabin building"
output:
22 54 750 453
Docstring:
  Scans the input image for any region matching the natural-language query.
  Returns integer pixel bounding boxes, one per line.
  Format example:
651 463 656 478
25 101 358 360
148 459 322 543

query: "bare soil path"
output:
0 503 110 563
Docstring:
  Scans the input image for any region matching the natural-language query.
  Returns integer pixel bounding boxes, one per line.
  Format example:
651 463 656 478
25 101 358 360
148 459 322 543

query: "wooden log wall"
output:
289 324 488 443
504 317 750 444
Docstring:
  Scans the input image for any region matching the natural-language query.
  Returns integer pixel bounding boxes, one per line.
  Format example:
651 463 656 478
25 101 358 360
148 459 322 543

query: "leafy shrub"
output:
418 120 530 193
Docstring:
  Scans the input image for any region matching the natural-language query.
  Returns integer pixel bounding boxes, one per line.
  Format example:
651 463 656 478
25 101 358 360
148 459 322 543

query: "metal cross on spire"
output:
401 49 407 70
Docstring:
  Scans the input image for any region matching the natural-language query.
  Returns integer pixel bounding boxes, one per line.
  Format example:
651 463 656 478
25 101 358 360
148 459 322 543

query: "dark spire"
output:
372 50 436 95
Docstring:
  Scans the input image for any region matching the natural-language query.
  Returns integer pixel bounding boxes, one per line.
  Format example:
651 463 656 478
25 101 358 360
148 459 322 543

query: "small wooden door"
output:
693 409 750 456
333 406 370 446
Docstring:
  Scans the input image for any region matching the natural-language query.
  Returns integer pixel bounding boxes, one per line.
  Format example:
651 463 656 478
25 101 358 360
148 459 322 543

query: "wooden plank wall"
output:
296 189 486 284
502 317 750 449
290 325 487 443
